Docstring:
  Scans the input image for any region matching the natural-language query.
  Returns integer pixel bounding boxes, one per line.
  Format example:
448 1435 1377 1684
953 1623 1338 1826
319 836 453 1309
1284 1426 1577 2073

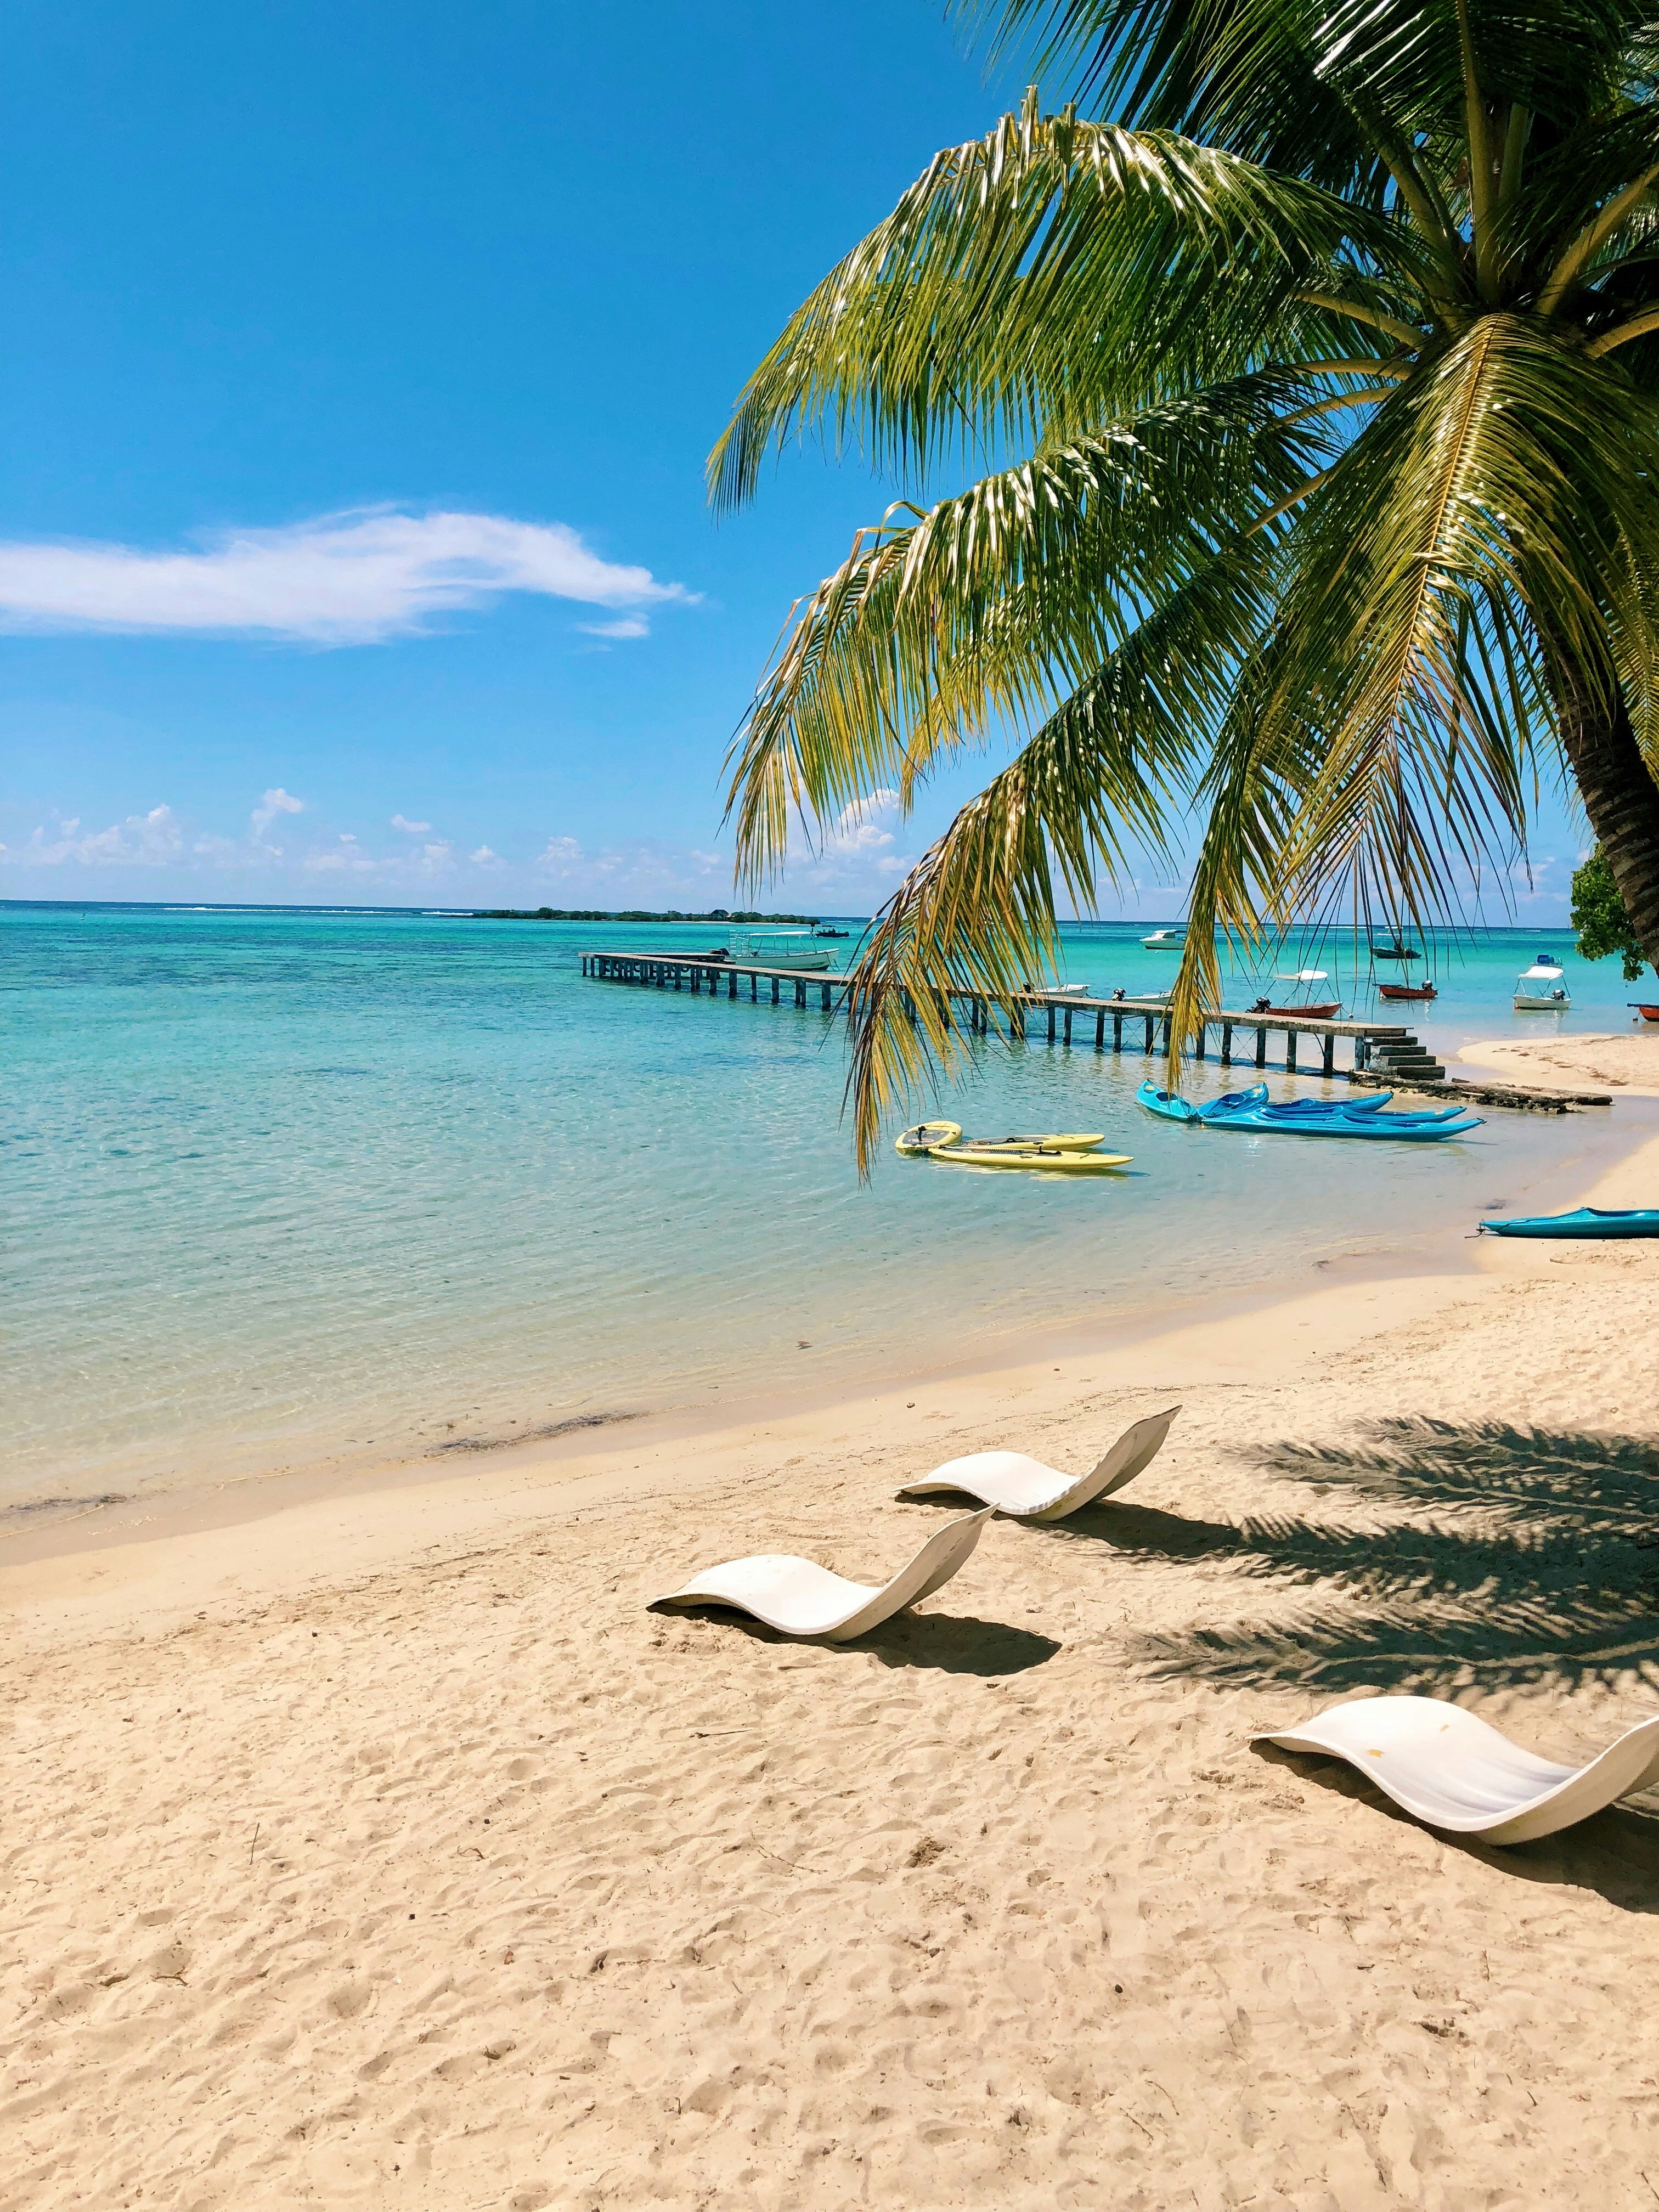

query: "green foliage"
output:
715 0 1659 1165
1570 851 1651 978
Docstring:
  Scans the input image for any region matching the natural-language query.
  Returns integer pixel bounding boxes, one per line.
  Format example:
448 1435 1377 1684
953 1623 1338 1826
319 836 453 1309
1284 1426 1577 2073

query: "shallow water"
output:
3 903 1645 1504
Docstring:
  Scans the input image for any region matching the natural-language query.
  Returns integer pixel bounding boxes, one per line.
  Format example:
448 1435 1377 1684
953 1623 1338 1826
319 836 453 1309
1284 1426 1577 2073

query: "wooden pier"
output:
580 949 1427 1079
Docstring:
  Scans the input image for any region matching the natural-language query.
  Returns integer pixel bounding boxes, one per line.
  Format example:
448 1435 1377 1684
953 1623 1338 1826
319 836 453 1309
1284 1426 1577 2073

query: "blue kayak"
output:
1479 1207 1659 1238
1138 1080 1483 1140
1139 1080 1478 1130
1239 1087 1471 1127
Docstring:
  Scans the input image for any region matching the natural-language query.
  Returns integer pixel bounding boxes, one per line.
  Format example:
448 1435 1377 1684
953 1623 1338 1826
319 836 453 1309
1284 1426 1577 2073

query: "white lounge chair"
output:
895 1406 1180 1522
1262 1695 1659 1845
649 1507 994 1641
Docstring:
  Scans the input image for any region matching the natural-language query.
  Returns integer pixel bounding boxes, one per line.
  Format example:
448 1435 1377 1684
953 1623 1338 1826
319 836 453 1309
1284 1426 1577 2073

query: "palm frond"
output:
1168 313 1659 1051
967 0 1393 193
723 373 1333 883
837 537 1284 1166
708 105 1383 507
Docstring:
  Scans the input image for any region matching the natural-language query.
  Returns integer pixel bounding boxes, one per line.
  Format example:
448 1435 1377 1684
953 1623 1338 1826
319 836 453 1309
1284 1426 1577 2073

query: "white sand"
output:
4 1139 1659 2210
1458 1028 1659 1097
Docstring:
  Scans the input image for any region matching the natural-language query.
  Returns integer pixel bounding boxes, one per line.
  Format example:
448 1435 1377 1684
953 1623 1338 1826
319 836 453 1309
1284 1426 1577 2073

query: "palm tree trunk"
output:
1543 650 1659 975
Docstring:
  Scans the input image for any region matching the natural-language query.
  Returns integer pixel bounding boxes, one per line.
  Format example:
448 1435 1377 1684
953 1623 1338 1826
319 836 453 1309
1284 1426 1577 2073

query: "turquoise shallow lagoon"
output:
3 902 1646 1505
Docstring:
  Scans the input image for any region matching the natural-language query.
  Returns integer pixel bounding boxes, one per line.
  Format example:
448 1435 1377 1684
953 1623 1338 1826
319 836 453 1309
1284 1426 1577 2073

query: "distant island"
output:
471 907 821 923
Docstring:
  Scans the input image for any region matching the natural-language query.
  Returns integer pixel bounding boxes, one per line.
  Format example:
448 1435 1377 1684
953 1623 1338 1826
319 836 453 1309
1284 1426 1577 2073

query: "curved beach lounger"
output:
895 1406 1180 1522
650 1508 994 1641
1262 1695 1659 1845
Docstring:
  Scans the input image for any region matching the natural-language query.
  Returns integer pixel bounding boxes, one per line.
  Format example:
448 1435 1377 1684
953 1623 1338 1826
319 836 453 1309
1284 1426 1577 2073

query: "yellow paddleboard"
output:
895 1119 963 1156
980 1132 1106 1152
935 1144 1132 1172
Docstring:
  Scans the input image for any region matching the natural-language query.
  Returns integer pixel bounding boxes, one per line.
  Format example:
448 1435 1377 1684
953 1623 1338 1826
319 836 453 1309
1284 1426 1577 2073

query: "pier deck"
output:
581 949 1425 1078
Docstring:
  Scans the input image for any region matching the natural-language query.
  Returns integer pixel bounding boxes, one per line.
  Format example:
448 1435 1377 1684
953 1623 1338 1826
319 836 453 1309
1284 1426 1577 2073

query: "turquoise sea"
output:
4 902 1650 1508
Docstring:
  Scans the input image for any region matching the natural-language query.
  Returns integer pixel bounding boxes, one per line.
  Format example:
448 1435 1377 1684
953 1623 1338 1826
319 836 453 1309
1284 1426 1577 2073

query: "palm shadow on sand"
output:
1043 1417 1659 1699
1096 1415 1659 1904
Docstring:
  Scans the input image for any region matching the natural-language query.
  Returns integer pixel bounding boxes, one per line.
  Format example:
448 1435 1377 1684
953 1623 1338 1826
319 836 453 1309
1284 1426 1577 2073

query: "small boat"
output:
895 1120 963 1155
1048 982 1090 997
1111 986 1174 1006
1137 1080 1481 1139
742 928 834 971
697 946 731 962
1378 981 1437 1001
1479 1207 1659 1239
1141 928 1186 951
1514 953 1569 1010
1370 939 1422 963
1629 1003 1659 1024
814 927 850 939
933 1142 1133 1172
1246 970 1342 1020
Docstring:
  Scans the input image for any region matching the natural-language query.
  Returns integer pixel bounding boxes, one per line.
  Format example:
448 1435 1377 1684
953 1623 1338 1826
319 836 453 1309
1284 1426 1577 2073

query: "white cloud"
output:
5 804 184 867
252 786 305 837
579 614 651 641
0 794 932 910
822 789 900 857
0 507 693 645
780 788 916 887
305 833 377 874
537 835 584 874
391 812 431 833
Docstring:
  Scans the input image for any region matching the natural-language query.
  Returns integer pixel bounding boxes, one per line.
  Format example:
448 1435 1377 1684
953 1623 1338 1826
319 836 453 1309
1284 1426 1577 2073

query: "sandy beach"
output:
1457 1029 1659 1097
5 1081 1659 2208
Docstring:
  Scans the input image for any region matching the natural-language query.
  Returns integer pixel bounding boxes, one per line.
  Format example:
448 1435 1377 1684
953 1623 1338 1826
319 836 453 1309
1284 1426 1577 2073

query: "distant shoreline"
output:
469 906 821 923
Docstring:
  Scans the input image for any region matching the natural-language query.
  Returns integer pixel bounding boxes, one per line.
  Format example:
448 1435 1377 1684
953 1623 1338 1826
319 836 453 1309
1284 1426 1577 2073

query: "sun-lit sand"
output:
4 1136 1659 2210
1458 1027 1659 1097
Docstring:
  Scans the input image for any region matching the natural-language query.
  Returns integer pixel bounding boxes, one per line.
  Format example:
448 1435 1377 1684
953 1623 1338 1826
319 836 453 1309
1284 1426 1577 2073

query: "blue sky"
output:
2 0 1582 918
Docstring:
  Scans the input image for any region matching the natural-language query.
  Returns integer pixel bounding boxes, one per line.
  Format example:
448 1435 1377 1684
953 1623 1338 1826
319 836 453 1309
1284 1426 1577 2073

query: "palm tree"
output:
710 0 1659 1162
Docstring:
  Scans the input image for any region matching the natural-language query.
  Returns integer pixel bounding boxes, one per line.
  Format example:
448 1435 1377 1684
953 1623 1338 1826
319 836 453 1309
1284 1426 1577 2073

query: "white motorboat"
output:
742 929 834 971
1514 952 1570 1010
1141 928 1186 951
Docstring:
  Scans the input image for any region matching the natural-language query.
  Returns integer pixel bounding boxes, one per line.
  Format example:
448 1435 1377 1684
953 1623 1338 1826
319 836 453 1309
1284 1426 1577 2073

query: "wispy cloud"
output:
0 507 692 646
786 788 915 885
823 789 900 858
1 791 933 909
537 835 584 874
252 786 305 837
7 804 185 867
579 614 651 641
304 833 379 876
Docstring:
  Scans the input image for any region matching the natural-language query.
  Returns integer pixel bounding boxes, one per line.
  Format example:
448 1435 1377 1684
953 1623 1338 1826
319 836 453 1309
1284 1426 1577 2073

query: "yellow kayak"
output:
934 1143 1133 1172
895 1119 963 1156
